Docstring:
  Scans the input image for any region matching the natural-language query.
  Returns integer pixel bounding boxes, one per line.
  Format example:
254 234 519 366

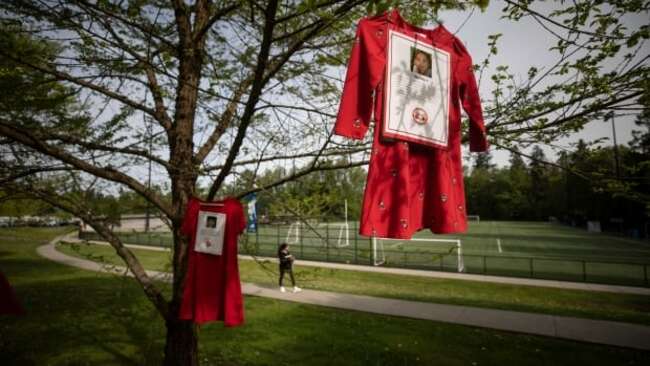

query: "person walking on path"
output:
278 242 301 293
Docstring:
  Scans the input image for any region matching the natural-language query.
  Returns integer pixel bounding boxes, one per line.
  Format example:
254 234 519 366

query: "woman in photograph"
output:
411 49 432 77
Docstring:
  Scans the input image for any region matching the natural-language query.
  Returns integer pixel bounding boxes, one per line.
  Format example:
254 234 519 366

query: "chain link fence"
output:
78 222 650 288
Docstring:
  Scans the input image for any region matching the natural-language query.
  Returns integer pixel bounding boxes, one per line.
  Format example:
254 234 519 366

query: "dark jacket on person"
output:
278 248 293 269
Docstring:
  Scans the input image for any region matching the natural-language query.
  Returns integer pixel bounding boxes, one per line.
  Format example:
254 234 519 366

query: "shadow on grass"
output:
0 257 84 282
1 264 166 365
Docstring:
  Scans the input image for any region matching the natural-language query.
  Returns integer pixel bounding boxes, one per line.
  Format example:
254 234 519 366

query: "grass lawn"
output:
57 240 650 326
3 227 650 365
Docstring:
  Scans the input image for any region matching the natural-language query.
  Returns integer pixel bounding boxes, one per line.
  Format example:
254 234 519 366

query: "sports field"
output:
80 221 650 287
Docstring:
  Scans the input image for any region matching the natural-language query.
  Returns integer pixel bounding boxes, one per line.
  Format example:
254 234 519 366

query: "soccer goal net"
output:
317 222 350 248
331 199 350 248
371 237 465 272
285 200 351 248
286 221 351 248
285 221 302 245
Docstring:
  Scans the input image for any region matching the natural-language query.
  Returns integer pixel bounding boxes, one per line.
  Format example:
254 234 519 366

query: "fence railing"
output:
77 225 650 288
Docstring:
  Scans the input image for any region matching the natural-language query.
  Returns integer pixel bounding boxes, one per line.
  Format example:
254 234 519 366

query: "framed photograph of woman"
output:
410 48 432 78
383 30 451 148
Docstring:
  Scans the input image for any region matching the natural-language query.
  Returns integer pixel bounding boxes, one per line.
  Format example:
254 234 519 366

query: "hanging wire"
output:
454 8 475 35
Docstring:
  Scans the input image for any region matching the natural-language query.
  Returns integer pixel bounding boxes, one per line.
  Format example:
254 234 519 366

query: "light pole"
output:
609 112 621 180
145 115 153 233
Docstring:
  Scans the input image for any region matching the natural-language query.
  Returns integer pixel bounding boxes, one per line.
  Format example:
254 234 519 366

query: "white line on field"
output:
497 238 503 253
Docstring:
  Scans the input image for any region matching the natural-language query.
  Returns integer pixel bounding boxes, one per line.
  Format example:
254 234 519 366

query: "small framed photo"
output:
410 47 432 78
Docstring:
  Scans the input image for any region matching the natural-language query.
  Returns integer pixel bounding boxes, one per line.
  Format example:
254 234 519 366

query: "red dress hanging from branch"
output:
334 10 488 239
179 197 246 326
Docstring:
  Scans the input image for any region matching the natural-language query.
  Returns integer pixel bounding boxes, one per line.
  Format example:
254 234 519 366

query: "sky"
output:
435 0 649 166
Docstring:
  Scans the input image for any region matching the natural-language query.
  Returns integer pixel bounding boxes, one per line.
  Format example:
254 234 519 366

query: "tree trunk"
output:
163 319 198 366
164 7 208 365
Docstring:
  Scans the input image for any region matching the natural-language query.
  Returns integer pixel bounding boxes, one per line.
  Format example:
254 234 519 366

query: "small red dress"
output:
334 10 488 238
0 271 25 315
179 197 246 326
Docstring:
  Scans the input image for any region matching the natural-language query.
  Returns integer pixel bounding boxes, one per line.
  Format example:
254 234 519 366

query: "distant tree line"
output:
466 110 650 236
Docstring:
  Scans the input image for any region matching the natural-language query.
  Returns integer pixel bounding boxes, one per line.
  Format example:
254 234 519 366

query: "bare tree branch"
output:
194 79 253 163
206 0 280 199
494 91 644 135
236 159 369 199
0 50 161 121
5 181 170 319
193 2 240 42
206 0 364 199
202 145 369 172
0 120 173 218
504 0 628 40
74 0 178 50
0 166 76 186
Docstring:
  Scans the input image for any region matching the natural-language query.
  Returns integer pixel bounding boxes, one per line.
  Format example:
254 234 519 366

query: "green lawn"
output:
57 240 650 326
2 227 650 365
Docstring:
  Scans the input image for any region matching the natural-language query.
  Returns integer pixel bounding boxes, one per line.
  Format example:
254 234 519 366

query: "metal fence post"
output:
299 222 303 259
325 218 330 262
353 222 358 264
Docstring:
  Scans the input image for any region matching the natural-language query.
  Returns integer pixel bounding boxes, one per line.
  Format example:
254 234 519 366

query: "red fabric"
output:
0 271 25 316
179 197 246 326
334 10 488 238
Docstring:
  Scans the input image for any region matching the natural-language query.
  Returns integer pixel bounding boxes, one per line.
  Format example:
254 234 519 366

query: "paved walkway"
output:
41 235 650 351
72 236 650 296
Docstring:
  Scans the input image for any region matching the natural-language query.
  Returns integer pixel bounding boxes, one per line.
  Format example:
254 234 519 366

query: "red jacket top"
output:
179 197 246 326
334 10 488 238
0 271 25 316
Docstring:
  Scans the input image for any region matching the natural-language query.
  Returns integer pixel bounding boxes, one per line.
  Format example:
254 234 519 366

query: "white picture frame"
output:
194 210 227 256
383 30 451 148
